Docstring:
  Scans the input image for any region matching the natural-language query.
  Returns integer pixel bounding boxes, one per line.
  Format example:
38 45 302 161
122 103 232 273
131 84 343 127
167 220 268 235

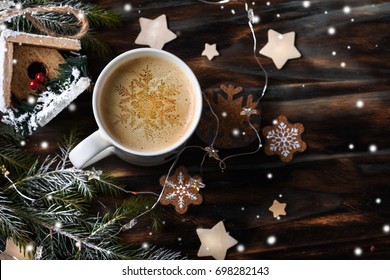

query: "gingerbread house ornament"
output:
0 29 82 111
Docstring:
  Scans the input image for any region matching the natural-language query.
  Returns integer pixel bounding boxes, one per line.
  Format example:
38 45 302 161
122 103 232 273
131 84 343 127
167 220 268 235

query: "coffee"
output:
100 55 196 152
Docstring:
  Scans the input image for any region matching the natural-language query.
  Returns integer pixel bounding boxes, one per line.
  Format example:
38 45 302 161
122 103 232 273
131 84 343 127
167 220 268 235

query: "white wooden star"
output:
0 239 29 260
269 199 287 218
202 43 219 60
85 167 102 181
135 14 177 49
259 29 301 69
196 221 238 260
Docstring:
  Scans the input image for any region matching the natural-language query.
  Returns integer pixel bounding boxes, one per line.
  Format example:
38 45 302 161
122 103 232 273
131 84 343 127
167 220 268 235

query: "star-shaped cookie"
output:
259 29 301 69
135 14 177 49
159 166 203 214
197 221 238 260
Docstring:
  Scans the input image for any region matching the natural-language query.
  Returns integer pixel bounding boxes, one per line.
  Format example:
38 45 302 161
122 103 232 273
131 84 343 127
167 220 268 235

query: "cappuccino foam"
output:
100 55 196 152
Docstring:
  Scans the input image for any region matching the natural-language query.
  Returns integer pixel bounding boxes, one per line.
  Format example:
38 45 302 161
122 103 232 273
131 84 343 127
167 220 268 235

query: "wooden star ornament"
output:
202 43 219 60
0 239 29 260
259 29 301 69
269 199 287 218
135 14 177 49
197 221 238 260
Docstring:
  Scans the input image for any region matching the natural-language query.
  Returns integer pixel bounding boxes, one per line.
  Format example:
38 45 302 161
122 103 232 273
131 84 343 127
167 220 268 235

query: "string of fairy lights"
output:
0 0 270 237
121 0 269 231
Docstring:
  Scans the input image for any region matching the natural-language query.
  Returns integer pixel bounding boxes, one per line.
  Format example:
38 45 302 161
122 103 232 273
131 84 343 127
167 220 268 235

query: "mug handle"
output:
69 130 111 169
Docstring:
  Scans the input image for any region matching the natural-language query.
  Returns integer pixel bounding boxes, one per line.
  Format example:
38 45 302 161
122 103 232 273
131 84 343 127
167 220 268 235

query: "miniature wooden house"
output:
0 29 81 111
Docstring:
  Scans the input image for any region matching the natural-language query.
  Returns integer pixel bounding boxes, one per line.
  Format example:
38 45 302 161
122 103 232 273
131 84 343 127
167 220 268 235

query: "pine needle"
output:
0 125 33 174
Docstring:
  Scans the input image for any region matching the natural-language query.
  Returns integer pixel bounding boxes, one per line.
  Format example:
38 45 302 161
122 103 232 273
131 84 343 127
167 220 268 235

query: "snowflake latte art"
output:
100 56 196 152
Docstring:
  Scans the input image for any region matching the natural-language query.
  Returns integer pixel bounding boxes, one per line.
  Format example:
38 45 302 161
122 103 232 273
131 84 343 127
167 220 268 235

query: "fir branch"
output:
145 248 186 260
0 192 32 244
57 127 80 169
0 128 185 260
0 236 5 252
81 32 111 58
87 197 155 242
14 165 96 201
0 125 33 174
0 139 29 174
5 0 121 57
84 4 122 29
30 199 181 260
87 174 123 198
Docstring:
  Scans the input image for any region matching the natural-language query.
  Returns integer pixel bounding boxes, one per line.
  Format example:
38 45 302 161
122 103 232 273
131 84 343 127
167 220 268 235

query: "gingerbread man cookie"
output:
159 166 203 214
262 115 306 162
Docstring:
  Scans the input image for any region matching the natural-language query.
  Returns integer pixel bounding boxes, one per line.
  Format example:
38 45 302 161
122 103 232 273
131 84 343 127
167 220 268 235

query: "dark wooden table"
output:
28 0 390 259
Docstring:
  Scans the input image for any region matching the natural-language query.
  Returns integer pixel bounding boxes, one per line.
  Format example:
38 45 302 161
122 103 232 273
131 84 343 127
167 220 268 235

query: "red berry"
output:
29 80 39 91
35 72 46 83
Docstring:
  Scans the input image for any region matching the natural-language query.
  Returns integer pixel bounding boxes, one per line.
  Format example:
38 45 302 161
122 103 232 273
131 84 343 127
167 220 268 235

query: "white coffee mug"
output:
69 48 202 168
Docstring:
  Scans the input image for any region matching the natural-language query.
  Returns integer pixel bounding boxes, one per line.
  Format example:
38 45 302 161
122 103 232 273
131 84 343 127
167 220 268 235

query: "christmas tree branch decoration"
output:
0 127 185 260
0 126 33 174
0 5 89 39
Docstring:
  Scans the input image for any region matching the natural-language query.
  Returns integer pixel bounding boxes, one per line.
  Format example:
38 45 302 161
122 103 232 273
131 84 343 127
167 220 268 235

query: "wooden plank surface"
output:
28 0 390 259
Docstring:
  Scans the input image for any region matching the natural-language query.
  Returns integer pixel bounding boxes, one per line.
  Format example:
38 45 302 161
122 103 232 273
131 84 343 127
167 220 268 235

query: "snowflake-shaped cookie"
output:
196 83 262 149
159 166 203 214
262 115 306 162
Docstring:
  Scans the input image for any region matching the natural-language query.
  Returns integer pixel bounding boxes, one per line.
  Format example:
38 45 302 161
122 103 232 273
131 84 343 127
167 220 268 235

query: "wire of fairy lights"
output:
121 0 269 231
0 0 269 232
